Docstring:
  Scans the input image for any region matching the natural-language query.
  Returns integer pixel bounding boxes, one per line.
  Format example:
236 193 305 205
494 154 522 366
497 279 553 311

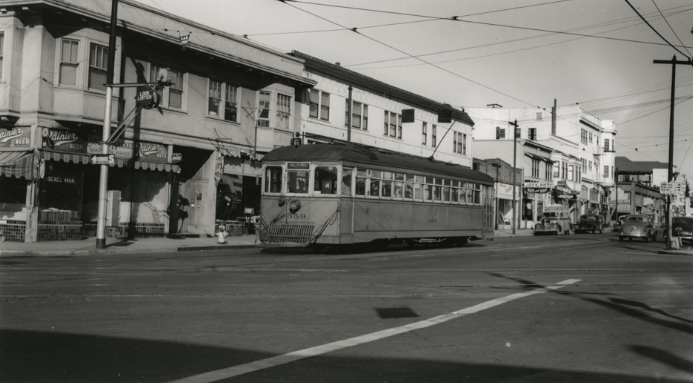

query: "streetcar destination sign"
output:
288 162 310 169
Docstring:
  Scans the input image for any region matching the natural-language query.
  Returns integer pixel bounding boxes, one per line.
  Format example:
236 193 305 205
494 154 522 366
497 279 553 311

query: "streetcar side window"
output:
369 170 381 197
433 178 442 202
314 166 338 195
461 183 469 204
287 169 309 194
265 166 283 194
342 168 353 196
355 169 367 196
394 173 404 200
473 183 481 204
424 177 434 201
414 176 423 200
442 182 451 202
451 180 460 203
404 174 413 199
381 171 393 198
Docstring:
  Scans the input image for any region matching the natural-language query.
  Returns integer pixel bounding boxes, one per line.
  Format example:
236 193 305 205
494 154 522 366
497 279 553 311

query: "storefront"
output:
524 180 552 229
214 149 262 226
496 182 521 229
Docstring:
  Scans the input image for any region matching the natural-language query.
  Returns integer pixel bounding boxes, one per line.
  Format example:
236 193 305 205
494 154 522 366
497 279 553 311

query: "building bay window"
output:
60 39 79 86
277 93 291 130
88 43 108 91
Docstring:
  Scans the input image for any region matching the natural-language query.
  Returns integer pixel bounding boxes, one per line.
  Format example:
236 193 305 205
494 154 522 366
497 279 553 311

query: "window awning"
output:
42 150 180 173
0 150 39 179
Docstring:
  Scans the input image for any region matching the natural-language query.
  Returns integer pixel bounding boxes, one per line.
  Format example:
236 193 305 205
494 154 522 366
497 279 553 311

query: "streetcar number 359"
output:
287 214 306 219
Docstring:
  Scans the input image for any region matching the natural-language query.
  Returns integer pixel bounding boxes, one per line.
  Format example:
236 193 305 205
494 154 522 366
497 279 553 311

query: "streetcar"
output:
259 143 494 249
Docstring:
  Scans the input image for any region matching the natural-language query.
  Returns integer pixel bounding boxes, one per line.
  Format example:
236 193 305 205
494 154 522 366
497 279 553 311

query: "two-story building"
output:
289 51 475 168
468 101 617 225
0 0 316 242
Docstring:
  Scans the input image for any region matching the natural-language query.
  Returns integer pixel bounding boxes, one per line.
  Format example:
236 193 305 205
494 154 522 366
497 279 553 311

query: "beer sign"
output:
136 86 160 109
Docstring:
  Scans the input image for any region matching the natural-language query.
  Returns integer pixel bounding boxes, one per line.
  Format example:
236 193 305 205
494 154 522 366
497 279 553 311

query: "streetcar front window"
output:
356 169 367 196
314 166 338 195
265 166 283 194
287 170 309 194
342 168 353 196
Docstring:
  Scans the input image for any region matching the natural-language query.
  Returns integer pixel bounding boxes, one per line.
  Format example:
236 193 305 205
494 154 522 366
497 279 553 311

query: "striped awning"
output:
42 150 180 173
0 150 39 179
42 150 90 164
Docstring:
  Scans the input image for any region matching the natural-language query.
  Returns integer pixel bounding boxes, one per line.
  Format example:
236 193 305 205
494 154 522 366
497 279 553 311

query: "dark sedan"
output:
663 216 693 243
575 215 604 234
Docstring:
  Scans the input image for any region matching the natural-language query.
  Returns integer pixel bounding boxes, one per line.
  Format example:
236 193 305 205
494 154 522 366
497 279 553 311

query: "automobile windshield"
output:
672 218 692 230
627 217 644 222
543 213 558 218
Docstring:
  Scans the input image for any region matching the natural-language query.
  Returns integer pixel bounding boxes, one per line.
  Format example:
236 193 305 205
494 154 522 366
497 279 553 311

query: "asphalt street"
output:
1 232 692 383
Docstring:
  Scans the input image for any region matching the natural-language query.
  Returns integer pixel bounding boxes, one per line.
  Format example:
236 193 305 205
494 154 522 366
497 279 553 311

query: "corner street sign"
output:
91 154 115 165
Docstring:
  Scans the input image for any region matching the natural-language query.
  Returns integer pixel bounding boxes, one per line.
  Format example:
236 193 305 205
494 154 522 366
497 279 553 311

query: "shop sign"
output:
87 135 168 162
497 183 521 200
0 127 31 147
135 86 160 109
44 129 85 152
524 180 552 193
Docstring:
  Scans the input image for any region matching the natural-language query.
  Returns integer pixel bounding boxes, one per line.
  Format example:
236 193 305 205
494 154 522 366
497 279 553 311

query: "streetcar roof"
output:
263 144 495 185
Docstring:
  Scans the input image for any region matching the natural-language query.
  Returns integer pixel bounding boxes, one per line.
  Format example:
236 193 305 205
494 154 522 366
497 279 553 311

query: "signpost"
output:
91 154 115 166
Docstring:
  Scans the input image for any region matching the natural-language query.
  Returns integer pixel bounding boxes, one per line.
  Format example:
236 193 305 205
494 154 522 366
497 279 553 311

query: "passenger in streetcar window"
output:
404 182 413 199
393 181 403 198
425 177 434 201
381 178 392 197
342 168 353 196
355 169 367 196
442 186 450 202
370 170 381 197
287 170 308 194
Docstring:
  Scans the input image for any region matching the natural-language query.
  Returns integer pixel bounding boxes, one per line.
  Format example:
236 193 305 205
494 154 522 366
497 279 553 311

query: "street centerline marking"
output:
167 279 581 383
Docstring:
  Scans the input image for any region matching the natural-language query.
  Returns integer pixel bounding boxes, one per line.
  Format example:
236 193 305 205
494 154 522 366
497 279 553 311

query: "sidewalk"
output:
0 234 261 257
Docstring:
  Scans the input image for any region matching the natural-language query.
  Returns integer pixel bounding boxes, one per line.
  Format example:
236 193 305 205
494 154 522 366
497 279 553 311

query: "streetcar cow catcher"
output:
259 143 494 249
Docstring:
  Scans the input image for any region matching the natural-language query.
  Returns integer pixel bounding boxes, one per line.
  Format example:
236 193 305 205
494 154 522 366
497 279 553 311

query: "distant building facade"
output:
468 103 617 226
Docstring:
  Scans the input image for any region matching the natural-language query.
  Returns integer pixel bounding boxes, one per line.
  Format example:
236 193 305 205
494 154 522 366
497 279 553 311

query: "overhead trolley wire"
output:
650 0 693 58
624 0 690 59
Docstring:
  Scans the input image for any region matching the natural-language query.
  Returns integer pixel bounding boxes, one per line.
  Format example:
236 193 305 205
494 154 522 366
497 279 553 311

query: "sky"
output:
134 0 693 182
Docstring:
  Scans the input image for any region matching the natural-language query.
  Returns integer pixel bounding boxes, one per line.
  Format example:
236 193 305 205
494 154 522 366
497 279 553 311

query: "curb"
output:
658 250 693 256
0 244 261 257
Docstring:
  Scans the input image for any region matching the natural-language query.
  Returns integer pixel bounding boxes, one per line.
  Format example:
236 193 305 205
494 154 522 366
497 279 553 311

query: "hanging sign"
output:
136 86 159 109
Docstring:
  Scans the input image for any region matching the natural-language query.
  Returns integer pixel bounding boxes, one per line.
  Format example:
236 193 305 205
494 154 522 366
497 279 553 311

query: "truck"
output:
533 205 573 235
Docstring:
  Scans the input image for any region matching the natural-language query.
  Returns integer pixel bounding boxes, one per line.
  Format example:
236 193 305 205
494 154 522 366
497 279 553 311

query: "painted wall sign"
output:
44 129 85 152
0 127 31 148
87 135 168 162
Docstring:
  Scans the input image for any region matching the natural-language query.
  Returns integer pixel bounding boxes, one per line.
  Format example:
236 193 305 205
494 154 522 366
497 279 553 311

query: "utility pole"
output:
95 0 119 249
510 119 519 234
347 86 352 143
653 55 690 250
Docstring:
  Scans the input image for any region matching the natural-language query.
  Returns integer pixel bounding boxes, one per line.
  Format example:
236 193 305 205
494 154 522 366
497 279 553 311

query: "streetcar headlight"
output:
289 200 301 213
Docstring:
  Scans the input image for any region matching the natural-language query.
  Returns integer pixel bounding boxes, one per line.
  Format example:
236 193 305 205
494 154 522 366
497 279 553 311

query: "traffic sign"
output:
91 154 115 165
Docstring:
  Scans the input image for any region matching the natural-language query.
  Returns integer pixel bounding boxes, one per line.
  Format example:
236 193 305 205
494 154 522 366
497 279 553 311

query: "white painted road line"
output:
167 279 581 383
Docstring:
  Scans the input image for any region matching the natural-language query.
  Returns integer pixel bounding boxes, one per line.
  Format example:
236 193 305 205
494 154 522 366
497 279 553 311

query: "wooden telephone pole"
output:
653 56 690 250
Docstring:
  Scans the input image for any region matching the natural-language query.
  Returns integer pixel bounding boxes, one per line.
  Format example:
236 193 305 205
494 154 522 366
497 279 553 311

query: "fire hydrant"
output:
217 225 227 244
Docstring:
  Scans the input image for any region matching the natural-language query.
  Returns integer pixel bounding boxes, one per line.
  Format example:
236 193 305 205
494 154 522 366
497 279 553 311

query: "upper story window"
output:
582 158 587 172
453 132 466 154
0 33 5 80
581 129 588 145
545 161 552 180
528 128 537 141
589 132 593 143
208 80 239 122
88 43 108 92
496 126 505 139
531 158 540 178
309 89 330 121
422 122 427 145
589 161 592 171
345 100 368 130
150 64 186 110
432 124 437 147
277 93 291 130
258 90 271 127
60 39 79 86
603 165 609 179
604 138 611 152
383 111 401 139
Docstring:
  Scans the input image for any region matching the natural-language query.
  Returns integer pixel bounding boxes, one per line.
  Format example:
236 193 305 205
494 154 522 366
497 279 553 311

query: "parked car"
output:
534 205 572 235
619 214 658 242
662 216 693 243
575 215 604 234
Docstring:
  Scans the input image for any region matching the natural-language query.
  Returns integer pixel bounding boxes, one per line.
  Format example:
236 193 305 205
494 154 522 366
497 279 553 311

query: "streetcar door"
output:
482 185 494 232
